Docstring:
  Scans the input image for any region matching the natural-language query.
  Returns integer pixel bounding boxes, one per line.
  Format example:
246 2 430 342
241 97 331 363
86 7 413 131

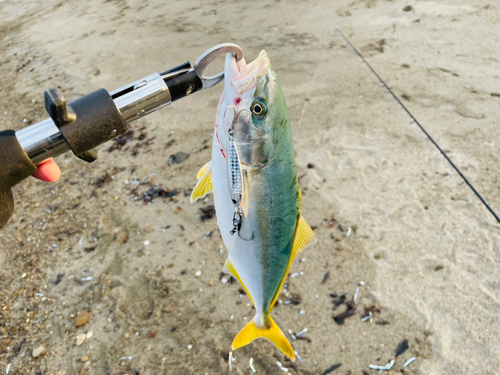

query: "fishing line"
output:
335 27 500 225
294 27 336 140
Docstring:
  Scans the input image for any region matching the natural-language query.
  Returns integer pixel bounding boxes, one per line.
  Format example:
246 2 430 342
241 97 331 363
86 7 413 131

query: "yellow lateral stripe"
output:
224 259 255 305
269 215 316 310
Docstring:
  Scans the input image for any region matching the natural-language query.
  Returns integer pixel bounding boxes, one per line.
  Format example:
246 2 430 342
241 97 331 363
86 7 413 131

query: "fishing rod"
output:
0 43 244 229
335 27 500 225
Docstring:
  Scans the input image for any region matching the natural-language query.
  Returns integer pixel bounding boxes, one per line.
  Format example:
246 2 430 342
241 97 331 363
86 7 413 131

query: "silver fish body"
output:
191 50 316 360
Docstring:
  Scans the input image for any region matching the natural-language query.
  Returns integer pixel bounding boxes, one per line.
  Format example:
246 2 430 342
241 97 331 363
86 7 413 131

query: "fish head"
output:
220 50 290 169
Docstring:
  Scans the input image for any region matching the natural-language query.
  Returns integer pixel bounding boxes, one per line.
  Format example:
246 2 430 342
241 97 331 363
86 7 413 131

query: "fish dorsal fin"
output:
269 215 316 309
190 161 212 203
291 214 316 260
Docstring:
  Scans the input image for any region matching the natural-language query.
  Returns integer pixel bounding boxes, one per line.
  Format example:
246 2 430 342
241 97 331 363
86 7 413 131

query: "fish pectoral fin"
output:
232 315 295 361
190 161 213 203
196 161 211 179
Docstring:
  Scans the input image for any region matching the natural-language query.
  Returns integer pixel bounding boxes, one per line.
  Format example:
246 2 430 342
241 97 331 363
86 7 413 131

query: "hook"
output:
229 208 254 241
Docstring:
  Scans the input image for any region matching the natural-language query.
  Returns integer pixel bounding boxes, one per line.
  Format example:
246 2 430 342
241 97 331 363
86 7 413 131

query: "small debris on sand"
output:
170 151 190 164
395 339 409 356
404 357 417 368
76 333 86 346
75 311 90 327
199 205 216 221
108 131 134 152
25 287 33 298
333 300 356 325
321 271 330 284
369 359 395 372
283 293 302 305
321 363 341 375
276 361 289 373
142 186 178 203
330 293 346 310
32 346 46 358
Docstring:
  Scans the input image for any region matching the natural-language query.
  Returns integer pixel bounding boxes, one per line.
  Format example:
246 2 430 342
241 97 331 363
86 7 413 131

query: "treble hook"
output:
229 208 254 241
238 228 254 242
229 209 241 235
224 106 253 138
224 106 238 137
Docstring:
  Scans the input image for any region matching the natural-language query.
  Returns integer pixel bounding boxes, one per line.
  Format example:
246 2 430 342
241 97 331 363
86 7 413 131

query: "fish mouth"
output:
224 50 271 94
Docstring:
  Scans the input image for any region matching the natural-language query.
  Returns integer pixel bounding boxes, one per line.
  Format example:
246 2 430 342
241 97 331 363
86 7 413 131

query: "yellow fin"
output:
196 161 211 179
224 259 254 304
232 315 295 361
269 215 316 309
290 215 317 260
190 161 212 203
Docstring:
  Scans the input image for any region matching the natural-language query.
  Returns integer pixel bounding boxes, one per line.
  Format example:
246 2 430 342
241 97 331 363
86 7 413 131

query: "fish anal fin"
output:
232 315 295 361
269 215 316 309
190 161 212 203
224 259 254 305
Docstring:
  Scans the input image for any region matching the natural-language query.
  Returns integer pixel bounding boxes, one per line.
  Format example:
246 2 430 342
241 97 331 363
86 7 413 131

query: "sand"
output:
1 0 500 374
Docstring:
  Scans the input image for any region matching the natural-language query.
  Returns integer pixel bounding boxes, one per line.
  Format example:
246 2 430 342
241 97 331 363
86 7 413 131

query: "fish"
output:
190 50 316 360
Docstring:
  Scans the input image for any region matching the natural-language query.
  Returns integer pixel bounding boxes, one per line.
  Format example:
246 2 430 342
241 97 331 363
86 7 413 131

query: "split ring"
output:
194 43 244 89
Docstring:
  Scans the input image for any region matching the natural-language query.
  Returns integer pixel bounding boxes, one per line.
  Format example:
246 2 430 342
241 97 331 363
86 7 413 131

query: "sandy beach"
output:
1 0 500 374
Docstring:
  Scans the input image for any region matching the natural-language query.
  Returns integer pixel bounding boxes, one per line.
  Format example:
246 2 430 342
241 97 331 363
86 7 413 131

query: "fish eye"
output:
251 99 267 120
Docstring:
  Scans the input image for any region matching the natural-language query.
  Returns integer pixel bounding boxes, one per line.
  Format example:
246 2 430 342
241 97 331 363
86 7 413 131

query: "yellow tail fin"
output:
232 315 295 361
